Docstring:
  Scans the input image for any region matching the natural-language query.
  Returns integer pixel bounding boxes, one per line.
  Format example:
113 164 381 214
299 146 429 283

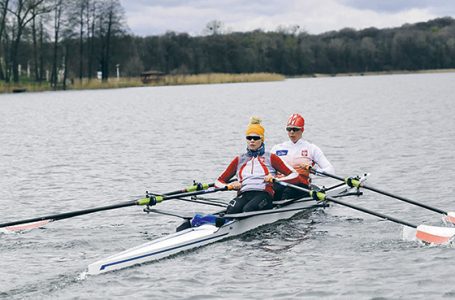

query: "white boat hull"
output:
86 199 322 275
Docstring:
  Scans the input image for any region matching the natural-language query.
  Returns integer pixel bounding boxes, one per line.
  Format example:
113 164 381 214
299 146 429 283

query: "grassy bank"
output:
3 69 454 94
1 72 285 94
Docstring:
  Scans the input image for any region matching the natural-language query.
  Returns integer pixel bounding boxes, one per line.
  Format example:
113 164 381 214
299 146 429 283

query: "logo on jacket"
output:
276 150 288 156
301 150 308 156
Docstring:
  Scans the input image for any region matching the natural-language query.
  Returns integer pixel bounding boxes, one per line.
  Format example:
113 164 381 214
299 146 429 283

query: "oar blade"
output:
416 224 455 245
1 220 52 233
445 212 455 224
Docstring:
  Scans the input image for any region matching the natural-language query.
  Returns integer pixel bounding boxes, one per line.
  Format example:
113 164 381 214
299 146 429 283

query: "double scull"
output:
86 182 357 275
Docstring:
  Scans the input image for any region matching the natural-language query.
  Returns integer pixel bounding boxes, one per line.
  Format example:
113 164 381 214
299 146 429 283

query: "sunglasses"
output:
246 136 262 141
286 127 301 132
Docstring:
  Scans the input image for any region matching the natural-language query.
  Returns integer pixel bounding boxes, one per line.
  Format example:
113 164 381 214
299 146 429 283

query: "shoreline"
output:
2 69 455 94
0 72 285 94
295 68 455 78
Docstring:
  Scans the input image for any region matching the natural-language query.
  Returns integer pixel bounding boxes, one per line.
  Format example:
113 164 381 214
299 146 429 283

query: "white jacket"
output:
271 138 334 182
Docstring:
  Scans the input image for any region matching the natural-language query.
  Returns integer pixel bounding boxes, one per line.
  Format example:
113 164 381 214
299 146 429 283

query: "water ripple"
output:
1 74 455 299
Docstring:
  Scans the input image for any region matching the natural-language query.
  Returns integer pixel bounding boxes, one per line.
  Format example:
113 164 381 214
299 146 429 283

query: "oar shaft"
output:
161 183 215 196
312 169 447 215
0 200 137 228
312 169 344 182
158 187 228 202
155 179 236 197
167 197 227 207
1 187 230 229
360 183 446 215
326 196 417 229
277 181 418 229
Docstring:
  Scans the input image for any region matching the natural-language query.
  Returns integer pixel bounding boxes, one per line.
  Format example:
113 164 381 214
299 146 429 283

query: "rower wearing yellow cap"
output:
215 117 299 214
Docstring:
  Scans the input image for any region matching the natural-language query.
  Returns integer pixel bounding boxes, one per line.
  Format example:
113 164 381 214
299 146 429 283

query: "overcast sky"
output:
119 0 455 36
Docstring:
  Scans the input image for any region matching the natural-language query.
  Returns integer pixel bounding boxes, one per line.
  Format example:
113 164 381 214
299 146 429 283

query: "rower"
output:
271 113 335 200
215 116 299 214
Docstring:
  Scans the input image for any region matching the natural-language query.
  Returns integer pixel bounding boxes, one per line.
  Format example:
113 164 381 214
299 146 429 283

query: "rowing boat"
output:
86 183 356 275
86 199 325 275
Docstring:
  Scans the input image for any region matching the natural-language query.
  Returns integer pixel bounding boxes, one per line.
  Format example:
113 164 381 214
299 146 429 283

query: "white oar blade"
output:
416 224 455 244
444 212 455 224
1 220 51 233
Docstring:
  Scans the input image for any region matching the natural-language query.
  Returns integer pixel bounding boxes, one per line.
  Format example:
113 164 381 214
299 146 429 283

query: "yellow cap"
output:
245 116 265 140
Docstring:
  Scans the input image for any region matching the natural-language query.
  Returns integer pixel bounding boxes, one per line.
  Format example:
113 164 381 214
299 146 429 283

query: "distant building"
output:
141 70 165 84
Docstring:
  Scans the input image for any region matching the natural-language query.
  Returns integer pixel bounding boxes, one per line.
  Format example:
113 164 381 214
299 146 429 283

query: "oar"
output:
275 180 455 245
311 169 455 224
0 187 230 232
151 179 237 197
154 181 215 196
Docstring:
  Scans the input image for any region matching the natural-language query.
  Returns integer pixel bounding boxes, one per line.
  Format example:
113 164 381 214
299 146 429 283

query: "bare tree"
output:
97 0 125 81
66 0 88 81
49 0 63 88
77 0 88 81
0 0 10 80
276 24 302 35
86 0 96 79
62 38 68 88
204 20 224 36
38 15 44 80
30 11 47 81
7 0 50 82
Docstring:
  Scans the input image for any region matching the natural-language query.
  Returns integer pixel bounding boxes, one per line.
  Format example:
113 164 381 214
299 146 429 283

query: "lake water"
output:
1 73 455 299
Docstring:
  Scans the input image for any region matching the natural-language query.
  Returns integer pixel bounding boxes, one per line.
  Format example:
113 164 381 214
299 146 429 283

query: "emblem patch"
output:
301 150 308 156
276 150 288 156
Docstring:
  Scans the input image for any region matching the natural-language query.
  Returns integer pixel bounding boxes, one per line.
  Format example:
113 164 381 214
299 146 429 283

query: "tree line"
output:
1 0 125 87
1 0 455 89
138 17 455 76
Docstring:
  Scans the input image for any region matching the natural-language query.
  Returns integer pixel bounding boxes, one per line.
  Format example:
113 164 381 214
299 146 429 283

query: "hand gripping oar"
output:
275 180 455 245
0 187 229 232
311 169 455 224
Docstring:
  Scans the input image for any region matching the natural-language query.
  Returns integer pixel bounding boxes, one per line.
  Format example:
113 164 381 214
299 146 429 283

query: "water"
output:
1 73 455 299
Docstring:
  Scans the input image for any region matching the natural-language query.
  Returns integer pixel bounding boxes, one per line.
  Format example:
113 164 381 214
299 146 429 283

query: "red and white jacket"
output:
215 151 299 196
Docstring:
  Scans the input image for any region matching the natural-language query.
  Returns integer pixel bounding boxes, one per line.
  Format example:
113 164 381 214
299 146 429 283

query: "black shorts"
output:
273 182 310 200
226 190 273 214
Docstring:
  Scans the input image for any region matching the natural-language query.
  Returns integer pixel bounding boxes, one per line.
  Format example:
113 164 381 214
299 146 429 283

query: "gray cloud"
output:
340 0 454 13
120 0 455 36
